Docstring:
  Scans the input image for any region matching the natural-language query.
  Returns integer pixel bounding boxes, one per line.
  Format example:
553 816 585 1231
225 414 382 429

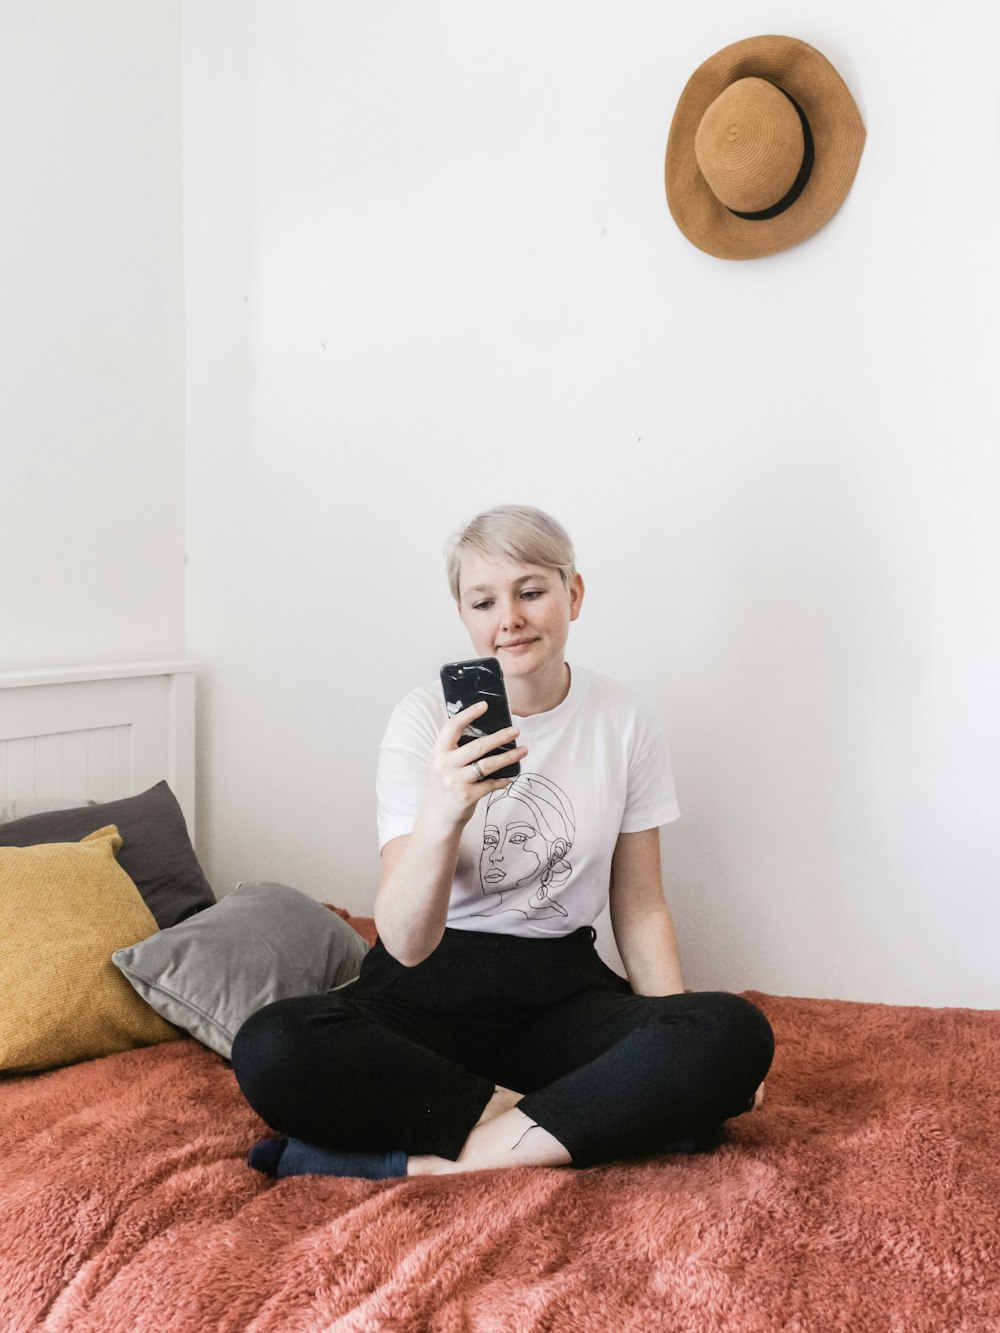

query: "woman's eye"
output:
509 832 528 844
472 601 493 612
483 834 497 848
521 590 542 600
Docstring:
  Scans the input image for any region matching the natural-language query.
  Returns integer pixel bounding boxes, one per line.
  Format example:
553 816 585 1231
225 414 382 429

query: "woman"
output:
232 505 773 1179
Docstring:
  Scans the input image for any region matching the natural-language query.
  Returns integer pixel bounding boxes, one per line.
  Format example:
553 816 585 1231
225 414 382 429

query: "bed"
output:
2 666 998 1332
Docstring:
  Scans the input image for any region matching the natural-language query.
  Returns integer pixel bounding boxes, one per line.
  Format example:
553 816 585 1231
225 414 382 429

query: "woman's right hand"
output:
425 700 527 829
376 704 528 966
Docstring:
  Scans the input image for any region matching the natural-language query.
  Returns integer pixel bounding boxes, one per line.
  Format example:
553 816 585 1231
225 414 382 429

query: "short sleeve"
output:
620 702 681 834
375 688 441 849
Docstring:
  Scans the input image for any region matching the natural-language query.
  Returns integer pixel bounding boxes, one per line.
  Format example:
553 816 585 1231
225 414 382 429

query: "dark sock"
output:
247 1136 409 1180
247 1136 287 1175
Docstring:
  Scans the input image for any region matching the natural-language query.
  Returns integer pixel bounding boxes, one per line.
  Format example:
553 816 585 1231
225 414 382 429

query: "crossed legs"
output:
231 984 774 1178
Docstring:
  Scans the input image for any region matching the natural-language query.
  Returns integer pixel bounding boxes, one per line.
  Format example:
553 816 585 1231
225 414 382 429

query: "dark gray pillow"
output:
112 881 370 1058
0 782 214 928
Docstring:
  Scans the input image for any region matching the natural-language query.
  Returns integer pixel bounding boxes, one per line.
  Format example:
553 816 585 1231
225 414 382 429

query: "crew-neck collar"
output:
512 663 586 728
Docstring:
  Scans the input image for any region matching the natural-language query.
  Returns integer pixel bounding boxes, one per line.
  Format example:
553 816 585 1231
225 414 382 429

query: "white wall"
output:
184 1 1000 1007
0 1 185 672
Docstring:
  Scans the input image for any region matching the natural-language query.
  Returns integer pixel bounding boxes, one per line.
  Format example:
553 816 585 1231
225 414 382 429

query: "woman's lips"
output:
498 638 537 652
484 869 506 883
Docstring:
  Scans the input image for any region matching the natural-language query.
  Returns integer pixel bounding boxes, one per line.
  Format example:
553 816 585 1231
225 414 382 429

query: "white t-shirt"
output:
376 665 680 938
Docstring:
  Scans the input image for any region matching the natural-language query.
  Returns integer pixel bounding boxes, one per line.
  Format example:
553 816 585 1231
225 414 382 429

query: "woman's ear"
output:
568 573 585 622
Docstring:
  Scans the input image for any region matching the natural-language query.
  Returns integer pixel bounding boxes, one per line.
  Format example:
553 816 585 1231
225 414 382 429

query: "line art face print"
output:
475 773 576 920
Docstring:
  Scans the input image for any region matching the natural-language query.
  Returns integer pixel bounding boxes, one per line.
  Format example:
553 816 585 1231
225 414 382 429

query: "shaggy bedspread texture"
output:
2 938 998 1331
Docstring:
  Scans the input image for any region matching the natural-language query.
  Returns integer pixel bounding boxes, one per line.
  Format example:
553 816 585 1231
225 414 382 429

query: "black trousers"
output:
231 926 775 1168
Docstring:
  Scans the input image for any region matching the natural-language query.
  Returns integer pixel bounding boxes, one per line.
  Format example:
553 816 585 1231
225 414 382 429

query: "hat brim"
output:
665 35 866 260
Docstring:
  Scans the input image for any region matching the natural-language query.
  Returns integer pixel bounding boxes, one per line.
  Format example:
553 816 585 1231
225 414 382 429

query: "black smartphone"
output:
439 657 521 780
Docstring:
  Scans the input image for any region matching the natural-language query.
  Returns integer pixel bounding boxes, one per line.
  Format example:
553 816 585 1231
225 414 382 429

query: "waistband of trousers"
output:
436 924 598 952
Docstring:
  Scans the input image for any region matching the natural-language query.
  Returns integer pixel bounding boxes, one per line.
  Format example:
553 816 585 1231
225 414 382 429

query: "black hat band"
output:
726 88 815 222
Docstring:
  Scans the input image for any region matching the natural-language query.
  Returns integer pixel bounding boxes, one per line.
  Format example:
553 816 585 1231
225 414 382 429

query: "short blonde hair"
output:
445 505 577 602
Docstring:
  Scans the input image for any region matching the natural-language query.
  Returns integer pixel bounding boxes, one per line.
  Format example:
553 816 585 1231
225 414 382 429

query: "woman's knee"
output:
230 997 333 1123
642 990 775 1115
232 1001 294 1098
686 991 774 1072
684 993 775 1113
700 991 772 1057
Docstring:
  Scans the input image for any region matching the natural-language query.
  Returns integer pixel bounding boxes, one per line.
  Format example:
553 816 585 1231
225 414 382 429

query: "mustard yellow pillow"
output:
0 825 179 1072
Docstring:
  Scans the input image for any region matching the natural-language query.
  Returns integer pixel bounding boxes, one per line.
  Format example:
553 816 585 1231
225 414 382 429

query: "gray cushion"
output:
0 782 214 928
112 881 369 1059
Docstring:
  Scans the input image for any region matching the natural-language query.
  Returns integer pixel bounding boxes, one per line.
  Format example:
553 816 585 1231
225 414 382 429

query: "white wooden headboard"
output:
0 662 198 838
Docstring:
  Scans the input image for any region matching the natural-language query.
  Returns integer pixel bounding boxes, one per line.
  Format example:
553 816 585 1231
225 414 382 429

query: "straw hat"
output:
665 35 865 260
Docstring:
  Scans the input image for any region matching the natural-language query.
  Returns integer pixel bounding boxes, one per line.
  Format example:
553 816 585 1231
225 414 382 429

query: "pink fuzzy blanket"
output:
3 971 999 1330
